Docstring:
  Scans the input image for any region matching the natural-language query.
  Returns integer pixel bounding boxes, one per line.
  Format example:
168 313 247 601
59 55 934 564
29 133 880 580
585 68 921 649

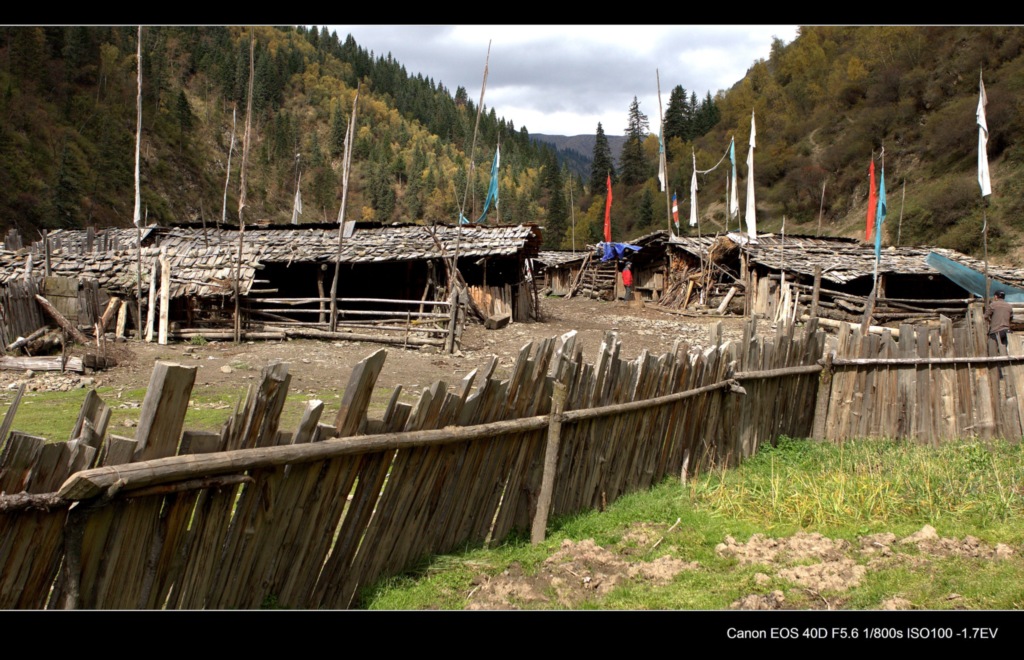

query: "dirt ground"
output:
3 296 761 395
464 525 1015 610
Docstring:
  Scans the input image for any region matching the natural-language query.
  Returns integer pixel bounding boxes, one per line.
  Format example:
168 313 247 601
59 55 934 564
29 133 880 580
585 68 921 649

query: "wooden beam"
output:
34 295 89 345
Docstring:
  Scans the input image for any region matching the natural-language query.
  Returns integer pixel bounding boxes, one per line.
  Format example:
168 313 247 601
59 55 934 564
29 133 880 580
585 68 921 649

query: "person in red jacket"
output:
622 262 634 302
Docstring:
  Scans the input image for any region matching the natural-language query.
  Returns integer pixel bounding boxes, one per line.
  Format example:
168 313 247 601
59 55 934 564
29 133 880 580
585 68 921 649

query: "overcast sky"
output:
330 25 800 137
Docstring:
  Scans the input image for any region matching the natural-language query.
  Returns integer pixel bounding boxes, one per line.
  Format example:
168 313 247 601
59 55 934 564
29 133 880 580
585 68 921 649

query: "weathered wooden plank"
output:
134 363 197 461
204 363 292 607
335 349 387 437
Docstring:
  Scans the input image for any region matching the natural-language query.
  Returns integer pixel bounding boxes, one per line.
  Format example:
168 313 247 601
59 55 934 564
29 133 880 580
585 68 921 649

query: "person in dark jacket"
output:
985 290 1013 351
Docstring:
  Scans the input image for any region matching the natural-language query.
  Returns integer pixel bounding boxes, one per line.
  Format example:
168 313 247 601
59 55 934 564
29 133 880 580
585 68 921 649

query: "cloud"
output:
332 25 798 136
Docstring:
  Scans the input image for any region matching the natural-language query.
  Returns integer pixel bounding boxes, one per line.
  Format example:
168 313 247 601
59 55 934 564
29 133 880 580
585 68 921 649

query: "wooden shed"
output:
0 222 543 345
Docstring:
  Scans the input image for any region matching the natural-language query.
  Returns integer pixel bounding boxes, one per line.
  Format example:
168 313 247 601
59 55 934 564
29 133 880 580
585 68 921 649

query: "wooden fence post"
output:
811 352 833 441
531 381 566 545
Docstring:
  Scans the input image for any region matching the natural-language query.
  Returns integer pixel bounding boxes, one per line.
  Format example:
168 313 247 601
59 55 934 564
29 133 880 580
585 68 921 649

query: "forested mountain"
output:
548 27 1024 261
3 26 1024 259
0 26 570 244
684 26 1024 259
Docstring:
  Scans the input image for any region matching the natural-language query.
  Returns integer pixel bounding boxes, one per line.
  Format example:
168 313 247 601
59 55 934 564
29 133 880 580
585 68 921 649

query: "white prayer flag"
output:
689 151 698 228
744 111 757 239
978 73 992 198
729 137 740 219
291 187 303 225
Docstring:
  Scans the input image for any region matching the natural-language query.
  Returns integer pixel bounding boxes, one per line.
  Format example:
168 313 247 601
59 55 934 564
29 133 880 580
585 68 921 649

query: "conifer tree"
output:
543 152 567 249
589 122 616 193
620 97 649 186
329 106 347 158
663 85 691 148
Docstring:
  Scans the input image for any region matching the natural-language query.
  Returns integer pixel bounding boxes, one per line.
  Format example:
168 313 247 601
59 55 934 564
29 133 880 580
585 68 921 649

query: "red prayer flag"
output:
865 158 877 242
604 174 613 243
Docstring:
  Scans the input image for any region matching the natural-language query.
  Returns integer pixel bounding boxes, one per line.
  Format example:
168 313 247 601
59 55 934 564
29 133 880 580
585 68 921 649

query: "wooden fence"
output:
813 307 1024 444
0 320 825 609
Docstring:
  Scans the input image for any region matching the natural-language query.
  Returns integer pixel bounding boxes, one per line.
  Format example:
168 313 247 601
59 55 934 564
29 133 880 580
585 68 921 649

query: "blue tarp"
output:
597 242 641 262
925 252 1024 302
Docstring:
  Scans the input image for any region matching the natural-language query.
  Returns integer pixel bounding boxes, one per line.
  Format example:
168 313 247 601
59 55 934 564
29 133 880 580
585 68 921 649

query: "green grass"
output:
0 381 403 440
690 437 1024 538
359 436 1024 610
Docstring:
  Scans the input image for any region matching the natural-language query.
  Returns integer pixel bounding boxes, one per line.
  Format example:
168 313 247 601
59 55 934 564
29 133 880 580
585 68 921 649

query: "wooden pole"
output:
656 68 671 233
43 230 51 277
0 383 25 448
330 86 359 332
896 179 906 246
221 105 236 228
317 265 326 324
531 381 566 544
452 41 490 269
235 28 255 344
146 257 157 342
816 179 826 237
810 265 822 319
98 296 122 336
800 314 899 337
158 247 170 345
136 226 142 339
134 26 144 338
983 207 990 305
445 287 459 354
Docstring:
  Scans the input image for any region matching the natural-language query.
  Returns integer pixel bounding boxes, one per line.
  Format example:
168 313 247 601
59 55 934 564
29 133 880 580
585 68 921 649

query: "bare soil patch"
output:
465 538 698 610
1 297 759 398
722 526 1016 610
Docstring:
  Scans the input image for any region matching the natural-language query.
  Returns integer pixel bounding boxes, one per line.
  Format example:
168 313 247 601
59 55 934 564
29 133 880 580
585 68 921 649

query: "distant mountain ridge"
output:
530 133 627 178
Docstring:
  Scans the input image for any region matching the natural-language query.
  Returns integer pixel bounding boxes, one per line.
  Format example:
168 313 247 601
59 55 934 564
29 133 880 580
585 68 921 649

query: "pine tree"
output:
329 106 347 158
589 122 615 193
620 97 649 186
175 90 193 132
542 152 567 249
663 85 691 148
693 91 721 136
637 188 654 229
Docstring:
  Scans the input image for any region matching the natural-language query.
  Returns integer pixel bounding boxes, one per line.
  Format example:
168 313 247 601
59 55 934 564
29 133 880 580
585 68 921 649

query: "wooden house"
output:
0 223 542 347
662 231 1024 326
